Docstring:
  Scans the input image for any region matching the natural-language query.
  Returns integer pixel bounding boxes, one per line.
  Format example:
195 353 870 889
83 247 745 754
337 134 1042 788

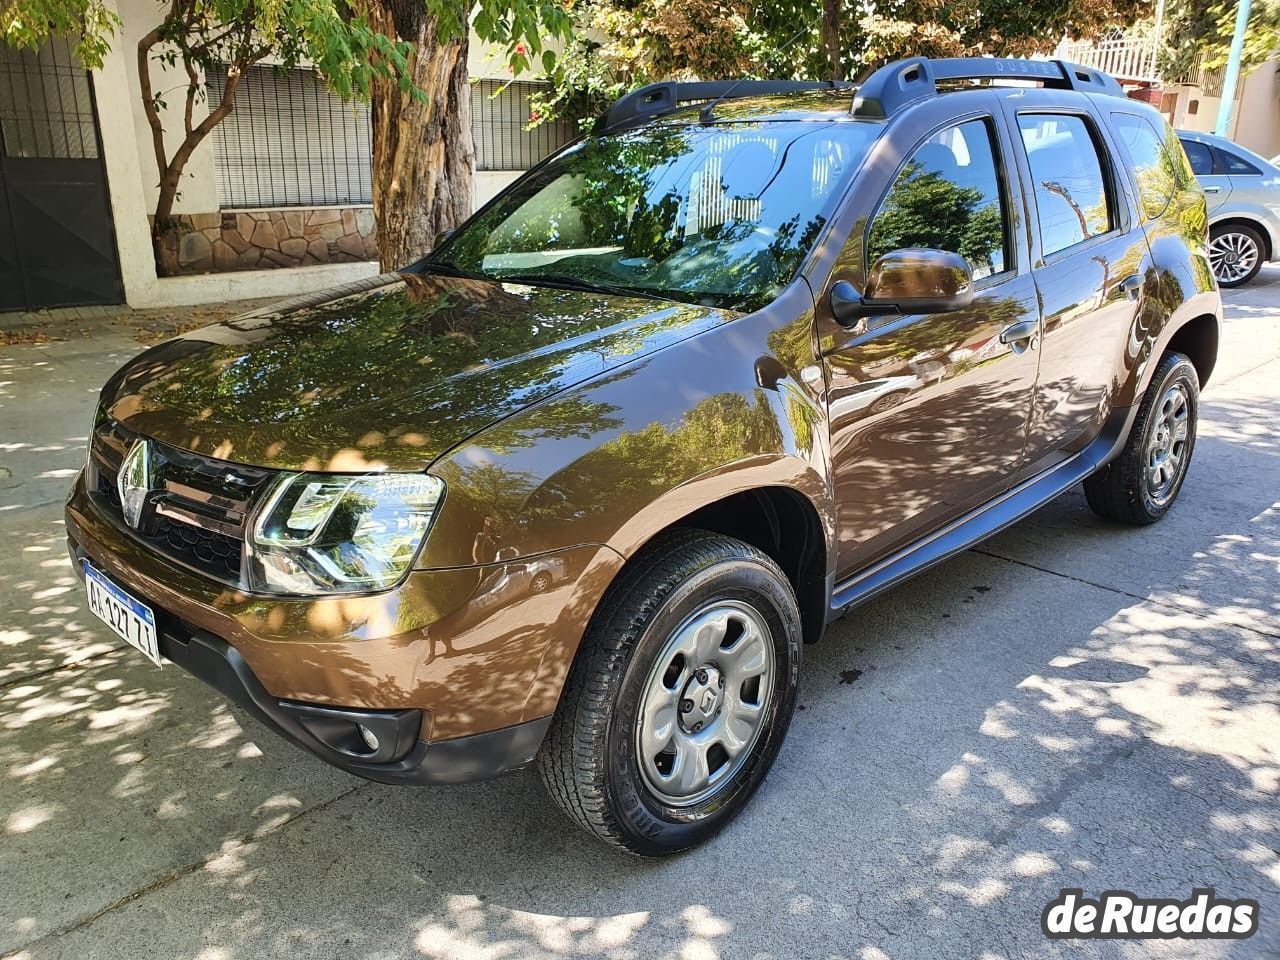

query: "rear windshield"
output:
426 122 875 311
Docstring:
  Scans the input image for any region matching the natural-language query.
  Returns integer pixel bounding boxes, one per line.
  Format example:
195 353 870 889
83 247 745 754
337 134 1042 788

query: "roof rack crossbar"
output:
850 57 1125 119
601 79 854 133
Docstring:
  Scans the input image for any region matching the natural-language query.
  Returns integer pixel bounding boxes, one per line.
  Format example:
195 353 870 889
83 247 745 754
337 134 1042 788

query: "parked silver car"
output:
1178 130 1280 287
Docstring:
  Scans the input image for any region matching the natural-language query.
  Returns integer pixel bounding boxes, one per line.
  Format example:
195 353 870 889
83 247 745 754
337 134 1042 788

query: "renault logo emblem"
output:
117 439 151 529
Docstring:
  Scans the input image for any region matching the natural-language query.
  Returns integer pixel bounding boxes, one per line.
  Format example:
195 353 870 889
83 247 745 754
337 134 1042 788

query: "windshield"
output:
424 121 875 311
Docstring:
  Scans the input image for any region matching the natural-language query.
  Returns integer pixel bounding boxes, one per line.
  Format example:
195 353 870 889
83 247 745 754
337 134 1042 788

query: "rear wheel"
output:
538 529 801 856
1209 223 1264 287
1084 351 1199 524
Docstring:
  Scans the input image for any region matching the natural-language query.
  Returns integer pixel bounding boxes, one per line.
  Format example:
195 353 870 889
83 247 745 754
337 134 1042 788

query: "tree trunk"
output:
368 5 473 271
822 0 843 81
139 23 247 275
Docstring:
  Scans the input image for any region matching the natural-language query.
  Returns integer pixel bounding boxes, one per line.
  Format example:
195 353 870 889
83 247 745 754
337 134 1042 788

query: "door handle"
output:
1119 274 1146 298
999 319 1039 352
1203 185 1222 194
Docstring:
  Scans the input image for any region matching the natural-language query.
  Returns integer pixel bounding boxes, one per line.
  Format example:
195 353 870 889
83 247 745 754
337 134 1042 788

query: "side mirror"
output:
830 248 975 327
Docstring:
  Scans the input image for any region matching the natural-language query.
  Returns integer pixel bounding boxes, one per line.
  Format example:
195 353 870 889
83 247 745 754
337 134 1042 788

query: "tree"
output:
1162 0 1280 80
4 0 420 273
2 0 570 273
363 0 571 269
533 0 1152 128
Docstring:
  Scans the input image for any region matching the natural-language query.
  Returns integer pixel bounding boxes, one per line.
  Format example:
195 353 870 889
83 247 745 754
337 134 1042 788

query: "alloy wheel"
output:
1209 230 1260 285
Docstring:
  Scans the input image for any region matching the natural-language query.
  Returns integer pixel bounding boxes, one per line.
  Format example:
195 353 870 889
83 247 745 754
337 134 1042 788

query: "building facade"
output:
0 0 574 311
1055 29 1280 158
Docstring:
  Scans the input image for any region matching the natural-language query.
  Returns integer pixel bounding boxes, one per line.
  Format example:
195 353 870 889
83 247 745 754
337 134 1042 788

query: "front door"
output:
820 107 1041 576
0 37 122 311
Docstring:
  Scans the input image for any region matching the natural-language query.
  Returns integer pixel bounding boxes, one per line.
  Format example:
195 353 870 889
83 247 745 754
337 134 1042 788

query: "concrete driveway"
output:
2 273 1278 960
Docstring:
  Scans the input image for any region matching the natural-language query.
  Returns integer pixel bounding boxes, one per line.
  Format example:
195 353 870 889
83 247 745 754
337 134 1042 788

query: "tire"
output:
1084 351 1199 525
538 529 801 856
529 571 552 594
1209 223 1265 287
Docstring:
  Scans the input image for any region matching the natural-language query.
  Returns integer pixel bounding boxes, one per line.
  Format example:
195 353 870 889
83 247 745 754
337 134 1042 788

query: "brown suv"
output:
68 57 1221 855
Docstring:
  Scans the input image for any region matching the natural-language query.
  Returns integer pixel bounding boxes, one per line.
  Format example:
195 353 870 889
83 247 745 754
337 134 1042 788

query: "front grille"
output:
87 414 274 586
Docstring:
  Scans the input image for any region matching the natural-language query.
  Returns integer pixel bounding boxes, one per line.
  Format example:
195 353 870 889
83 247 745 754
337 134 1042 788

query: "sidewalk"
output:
0 298 276 346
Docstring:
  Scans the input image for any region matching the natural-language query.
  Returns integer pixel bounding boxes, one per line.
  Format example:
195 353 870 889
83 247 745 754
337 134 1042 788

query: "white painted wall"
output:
86 0 551 307
1232 62 1280 158
113 0 220 215
1169 61 1280 158
474 170 522 208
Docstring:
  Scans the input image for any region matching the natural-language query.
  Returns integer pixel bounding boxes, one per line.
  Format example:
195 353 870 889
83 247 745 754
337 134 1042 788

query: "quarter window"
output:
1112 113 1179 219
867 119 1008 279
1018 114 1113 256
1216 147 1262 176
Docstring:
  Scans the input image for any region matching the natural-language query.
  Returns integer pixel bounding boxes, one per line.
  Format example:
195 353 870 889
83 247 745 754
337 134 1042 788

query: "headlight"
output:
248 473 445 595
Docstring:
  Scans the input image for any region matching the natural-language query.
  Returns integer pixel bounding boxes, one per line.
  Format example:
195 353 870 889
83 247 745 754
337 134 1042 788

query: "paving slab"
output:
0 645 357 954
0 505 123 686
0 334 143 514
0 273 1276 960
983 362 1280 638
7 552 1276 960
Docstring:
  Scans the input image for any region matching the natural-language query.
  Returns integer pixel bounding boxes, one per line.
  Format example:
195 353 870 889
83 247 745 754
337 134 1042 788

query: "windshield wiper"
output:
418 258 486 281
497 272 667 301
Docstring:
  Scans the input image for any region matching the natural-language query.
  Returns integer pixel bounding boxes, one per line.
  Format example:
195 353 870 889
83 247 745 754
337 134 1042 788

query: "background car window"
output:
1018 114 1113 256
1180 138 1214 176
1215 146 1262 175
1112 113 1182 219
867 119 1008 279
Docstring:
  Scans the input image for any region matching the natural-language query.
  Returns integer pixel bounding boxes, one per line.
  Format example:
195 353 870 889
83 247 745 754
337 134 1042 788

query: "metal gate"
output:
0 37 122 311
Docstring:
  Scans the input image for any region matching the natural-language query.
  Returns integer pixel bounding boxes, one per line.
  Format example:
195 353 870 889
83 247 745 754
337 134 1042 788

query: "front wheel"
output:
538 529 801 856
1084 351 1199 524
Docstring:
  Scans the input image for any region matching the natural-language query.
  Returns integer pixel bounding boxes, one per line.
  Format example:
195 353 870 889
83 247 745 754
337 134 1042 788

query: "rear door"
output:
818 95 1041 575
1004 103 1154 465
1179 136 1231 214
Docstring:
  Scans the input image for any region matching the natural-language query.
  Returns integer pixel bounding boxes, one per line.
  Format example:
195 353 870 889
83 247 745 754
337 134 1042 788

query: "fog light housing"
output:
278 701 421 764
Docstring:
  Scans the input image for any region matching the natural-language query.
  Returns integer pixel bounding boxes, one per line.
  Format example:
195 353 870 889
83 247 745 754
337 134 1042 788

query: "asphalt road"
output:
1 271 1278 960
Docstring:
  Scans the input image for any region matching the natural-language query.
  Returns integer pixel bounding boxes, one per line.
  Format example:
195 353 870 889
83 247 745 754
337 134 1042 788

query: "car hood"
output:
102 272 736 472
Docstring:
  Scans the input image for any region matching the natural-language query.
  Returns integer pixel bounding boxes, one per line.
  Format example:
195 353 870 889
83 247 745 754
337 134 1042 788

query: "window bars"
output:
207 63 373 208
0 36 99 160
207 67 576 209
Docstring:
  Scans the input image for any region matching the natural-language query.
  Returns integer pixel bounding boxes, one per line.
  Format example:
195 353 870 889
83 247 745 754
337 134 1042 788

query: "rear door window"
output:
1017 114 1114 257
1180 138 1214 176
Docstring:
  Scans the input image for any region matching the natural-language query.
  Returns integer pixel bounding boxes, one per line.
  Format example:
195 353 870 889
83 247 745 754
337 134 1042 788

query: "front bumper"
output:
64 471 611 784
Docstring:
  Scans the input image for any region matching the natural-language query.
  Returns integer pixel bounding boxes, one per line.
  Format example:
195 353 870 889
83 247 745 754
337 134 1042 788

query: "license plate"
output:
83 560 162 667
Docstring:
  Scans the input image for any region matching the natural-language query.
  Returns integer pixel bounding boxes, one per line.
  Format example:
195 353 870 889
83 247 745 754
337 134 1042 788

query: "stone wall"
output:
158 207 378 275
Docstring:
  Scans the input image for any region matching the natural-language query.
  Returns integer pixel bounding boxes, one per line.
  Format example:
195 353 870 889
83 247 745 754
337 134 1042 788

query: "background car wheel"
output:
868 390 910 414
1084 351 1199 525
538 528 801 856
529 571 552 594
1209 223 1265 287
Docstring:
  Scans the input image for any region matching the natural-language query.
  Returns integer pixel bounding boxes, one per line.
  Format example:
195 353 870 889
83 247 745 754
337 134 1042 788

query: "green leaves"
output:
1 0 121 68
1163 0 1279 78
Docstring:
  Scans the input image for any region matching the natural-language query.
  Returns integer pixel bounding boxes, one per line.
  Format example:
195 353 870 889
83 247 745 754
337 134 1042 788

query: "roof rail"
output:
850 57 1125 119
601 79 854 133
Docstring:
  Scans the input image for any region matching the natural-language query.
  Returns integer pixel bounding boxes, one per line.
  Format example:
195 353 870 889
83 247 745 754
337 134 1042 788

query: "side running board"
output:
828 404 1138 619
